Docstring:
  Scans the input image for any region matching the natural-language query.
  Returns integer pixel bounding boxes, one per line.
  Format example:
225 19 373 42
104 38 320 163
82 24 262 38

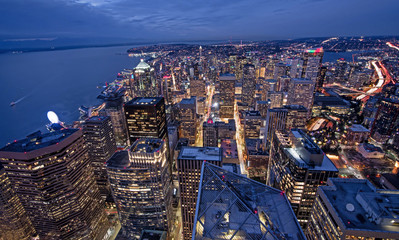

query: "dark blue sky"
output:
1 0 398 42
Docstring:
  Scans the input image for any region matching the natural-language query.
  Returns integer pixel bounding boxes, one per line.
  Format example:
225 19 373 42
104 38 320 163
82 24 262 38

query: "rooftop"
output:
349 124 370 132
85 116 109 122
193 162 305 240
139 230 167 240
106 150 130 169
0 129 78 153
321 178 399 234
135 59 151 70
178 146 222 162
126 97 163 106
219 74 236 81
130 138 164 153
179 97 196 105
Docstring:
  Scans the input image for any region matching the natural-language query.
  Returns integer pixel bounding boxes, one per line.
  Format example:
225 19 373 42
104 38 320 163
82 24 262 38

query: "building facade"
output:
106 138 172 239
177 147 222 240
219 74 236 119
306 178 399 239
83 116 117 201
267 129 338 228
0 129 109 240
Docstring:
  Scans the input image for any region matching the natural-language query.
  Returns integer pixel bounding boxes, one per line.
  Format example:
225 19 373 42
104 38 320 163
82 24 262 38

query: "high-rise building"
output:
287 78 315 117
243 110 262 139
306 178 399 239
103 91 128 145
203 119 236 147
177 147 222 240
267 129 338 228
124 97 167 144
190 77 206 98
83 116 117 200
178 97 198 145
255 100 269 118
302 47 324 85
289 58 304 79
131 59 158 98
242 64 256 107
371 84 399 143
219 74 236 119
0 129 109 239
193 162 306 239
264 105 308 147
268 91 284 108
262 79 278 101
0 163 36 240
277 75 291 92
106 138 172 239
273 62 289 80
316 66 328 91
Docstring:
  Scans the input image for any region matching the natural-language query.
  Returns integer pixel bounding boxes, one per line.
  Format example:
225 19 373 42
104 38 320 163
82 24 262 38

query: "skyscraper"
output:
219 74 236 119
242 64 256 107
83 116 117 201
287 78 315 117
264 105 308 147
0 129 109 239
131 59 158 98
302 47 324 84
267 129 338 228
0 163 36 240
178 97 198 145
106 138 172 239
124 97 167 144
306 178 399 239
177 146 222 240
190 77 206 98
193 162 306 240
103 91 128 145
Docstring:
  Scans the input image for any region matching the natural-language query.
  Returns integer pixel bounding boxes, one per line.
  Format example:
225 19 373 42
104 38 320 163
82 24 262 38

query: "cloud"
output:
0 0 398 41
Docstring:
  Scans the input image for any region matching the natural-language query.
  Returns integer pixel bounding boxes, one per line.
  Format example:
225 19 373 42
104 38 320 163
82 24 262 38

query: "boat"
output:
10 101 16 107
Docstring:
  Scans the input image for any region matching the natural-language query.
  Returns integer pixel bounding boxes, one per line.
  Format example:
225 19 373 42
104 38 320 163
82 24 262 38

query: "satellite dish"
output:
346 203 355 212
47 111 59 124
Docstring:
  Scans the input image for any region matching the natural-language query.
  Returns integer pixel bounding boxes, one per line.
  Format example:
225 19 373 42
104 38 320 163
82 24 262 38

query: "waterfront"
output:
0 46 140 146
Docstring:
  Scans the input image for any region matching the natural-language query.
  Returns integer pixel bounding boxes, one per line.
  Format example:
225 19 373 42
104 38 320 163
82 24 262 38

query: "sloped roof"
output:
192 162 305 240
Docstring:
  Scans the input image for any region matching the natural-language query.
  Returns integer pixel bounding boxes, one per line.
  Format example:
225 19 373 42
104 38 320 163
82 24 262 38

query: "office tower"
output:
0 129 109 239
277 75 291 92
203 119 236 147
302 47 324 84
289 58 304 79
243 110 262 139
83 116 117 200
306 178 399 239
190 77 206 98
0 163 36 240
268 91 284 108
267 129 338 228
344 124 370 145
104 91 128 145
262 79 277 101
131 59 158 98
242 64 256 107
264 105 308 146
178 97 198 145
316 66 327 91
192 162 306 239
203 118 218 147
124 97 167 144
371 84 399 143
139 230 167 240
287 78 315 117
106 138 172 239
255 100 269 118
177 147 222 240
273 62 289 80
219 74 236 119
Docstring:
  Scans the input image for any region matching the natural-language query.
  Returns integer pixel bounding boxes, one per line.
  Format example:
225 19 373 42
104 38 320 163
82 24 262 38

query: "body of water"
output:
0 46 140 146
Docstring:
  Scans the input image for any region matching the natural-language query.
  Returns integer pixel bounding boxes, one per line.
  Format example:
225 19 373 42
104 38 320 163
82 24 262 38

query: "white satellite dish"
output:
346 203 355 212
47 111 60 124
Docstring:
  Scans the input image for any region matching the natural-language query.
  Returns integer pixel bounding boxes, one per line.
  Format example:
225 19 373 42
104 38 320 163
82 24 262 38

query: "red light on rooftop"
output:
280 191 285 195
24 152 26 154
14 140 17 143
